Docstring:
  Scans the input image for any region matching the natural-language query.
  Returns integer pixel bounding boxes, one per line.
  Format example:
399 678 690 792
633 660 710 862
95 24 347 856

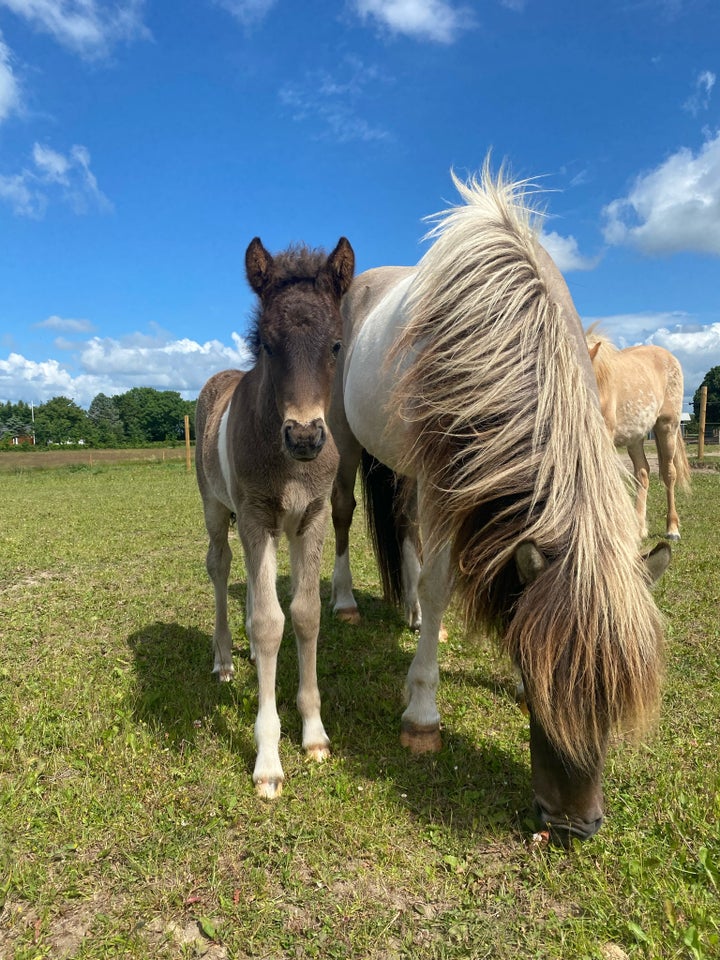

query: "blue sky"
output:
0 0 718 411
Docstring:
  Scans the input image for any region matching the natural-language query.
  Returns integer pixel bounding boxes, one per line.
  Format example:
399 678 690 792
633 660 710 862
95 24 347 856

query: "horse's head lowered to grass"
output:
245 236 355 461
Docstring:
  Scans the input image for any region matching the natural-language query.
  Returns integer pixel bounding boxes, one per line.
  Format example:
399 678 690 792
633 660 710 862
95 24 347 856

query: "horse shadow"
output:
126 575 533 841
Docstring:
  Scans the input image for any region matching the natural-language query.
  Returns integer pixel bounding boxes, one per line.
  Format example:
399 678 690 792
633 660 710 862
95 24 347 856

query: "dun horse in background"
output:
587 333 690 540
329 164 669 844
196 236 354 797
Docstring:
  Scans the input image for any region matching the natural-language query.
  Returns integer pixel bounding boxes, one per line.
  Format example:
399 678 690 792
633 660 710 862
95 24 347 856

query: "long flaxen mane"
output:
391 163 664 770
585 329 620 400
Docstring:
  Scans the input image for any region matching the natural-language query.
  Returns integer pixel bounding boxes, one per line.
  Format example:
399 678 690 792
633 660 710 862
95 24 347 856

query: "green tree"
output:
693 366 720 426
88 393 125 447
34 396 91 445
114 388 188 443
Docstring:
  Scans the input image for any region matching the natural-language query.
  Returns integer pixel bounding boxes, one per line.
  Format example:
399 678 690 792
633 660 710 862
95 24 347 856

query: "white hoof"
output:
305 742 331 763
213 665 234 682
254 777 283 800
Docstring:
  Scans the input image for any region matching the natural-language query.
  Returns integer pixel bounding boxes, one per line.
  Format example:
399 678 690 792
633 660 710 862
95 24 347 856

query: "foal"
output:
196 236 354 797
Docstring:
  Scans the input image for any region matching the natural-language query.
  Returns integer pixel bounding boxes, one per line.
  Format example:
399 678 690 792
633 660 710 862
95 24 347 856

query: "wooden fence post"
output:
184 415 191 472
698 385 707 464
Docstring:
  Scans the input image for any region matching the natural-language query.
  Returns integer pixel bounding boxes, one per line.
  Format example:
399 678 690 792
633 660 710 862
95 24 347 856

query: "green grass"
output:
1 461 718 958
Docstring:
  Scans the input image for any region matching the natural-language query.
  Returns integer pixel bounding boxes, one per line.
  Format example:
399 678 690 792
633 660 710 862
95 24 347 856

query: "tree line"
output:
0 388 197 449
2 364 719 450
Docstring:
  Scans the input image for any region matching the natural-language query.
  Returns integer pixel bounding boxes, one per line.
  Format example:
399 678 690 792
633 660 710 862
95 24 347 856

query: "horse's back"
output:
196 369 245 498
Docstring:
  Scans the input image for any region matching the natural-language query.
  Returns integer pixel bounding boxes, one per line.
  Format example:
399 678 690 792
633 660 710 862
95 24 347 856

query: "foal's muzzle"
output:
282 418 327 460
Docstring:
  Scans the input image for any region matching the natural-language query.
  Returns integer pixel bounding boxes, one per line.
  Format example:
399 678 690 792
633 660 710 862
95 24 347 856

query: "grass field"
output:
1 457 719 959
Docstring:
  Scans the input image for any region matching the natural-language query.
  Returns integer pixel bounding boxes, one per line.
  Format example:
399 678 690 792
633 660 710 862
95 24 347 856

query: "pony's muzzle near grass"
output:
282 416 327 460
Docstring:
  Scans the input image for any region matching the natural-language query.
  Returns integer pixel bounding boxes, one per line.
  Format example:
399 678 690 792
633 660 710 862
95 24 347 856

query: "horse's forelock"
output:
246 245 341 359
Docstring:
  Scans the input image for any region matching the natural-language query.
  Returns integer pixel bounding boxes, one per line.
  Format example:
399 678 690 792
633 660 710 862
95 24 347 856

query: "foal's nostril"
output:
282 418 327 460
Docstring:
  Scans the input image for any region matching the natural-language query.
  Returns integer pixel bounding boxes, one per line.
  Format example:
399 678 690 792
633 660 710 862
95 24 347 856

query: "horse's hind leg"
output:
627 440 650 539
331 441 362 624
655 419 681 540
401 542 452 753
288 506 331 762
203 499 235 681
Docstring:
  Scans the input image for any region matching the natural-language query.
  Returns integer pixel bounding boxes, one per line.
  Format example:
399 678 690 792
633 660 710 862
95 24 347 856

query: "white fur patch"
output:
218 401 232 497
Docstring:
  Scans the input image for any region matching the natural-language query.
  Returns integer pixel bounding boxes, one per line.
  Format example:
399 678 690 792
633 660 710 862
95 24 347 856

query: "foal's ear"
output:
588 341 601 363
246 237 274 296
642 541 671 585
325 237 355 300
515 541 548 586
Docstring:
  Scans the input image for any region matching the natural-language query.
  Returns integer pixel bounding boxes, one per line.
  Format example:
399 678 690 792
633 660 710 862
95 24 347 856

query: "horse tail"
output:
360 450 414 609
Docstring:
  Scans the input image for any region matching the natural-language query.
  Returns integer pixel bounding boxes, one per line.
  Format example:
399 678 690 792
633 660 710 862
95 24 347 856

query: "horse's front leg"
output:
240 523 286 798
330 442 362 624
288 504 331 762
401 542 452 753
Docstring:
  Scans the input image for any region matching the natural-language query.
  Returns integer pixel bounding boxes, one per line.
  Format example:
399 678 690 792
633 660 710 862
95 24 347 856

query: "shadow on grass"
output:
127 573 533 841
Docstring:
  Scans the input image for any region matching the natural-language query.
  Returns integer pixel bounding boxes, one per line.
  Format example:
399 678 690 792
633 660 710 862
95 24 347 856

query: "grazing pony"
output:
329 165 669 844
587 333 690 540
196 236 354 797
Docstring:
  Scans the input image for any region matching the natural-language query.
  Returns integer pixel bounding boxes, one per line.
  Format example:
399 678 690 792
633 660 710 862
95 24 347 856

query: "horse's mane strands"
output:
585 327 619 398
391 159 664 770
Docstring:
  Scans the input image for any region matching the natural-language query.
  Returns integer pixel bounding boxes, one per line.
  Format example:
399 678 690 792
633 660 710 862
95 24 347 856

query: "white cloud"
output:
214 0 278 27
584 312 720 400
0 333 253 407
0 0 149 59
0 32 22 123
602 131 720 256
683 69 716 116
36 315 96 334
0 141 111 217
353 0 475 44
540 230 600 272
0 172 43 217
280 57 391 142
648 322 720 399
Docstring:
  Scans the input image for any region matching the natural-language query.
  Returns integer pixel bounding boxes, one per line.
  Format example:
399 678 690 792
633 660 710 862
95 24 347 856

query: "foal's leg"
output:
331 442 363 623
626 440 650 539
203 499 235 681
654 419 681 540
401 543 452 753
288 504 331 762
239 520 286 798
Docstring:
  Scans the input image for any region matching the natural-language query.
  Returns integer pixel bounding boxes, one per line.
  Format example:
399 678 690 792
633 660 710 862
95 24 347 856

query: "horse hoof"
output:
336 606 361 625
255 777 283 800
305 742 331 762
214 667 234 683
665 533 681 542
400 723 442 754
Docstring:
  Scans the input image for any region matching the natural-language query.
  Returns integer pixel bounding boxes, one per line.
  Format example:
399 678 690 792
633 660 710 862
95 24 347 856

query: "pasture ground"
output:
1 455 718 959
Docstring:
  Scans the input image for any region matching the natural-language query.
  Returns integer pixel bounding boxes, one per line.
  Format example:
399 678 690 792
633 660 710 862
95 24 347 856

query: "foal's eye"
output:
331 341 342 358
262 342 273 357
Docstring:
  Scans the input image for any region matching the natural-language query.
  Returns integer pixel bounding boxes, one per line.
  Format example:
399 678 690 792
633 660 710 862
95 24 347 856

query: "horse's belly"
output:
343 277 415 474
